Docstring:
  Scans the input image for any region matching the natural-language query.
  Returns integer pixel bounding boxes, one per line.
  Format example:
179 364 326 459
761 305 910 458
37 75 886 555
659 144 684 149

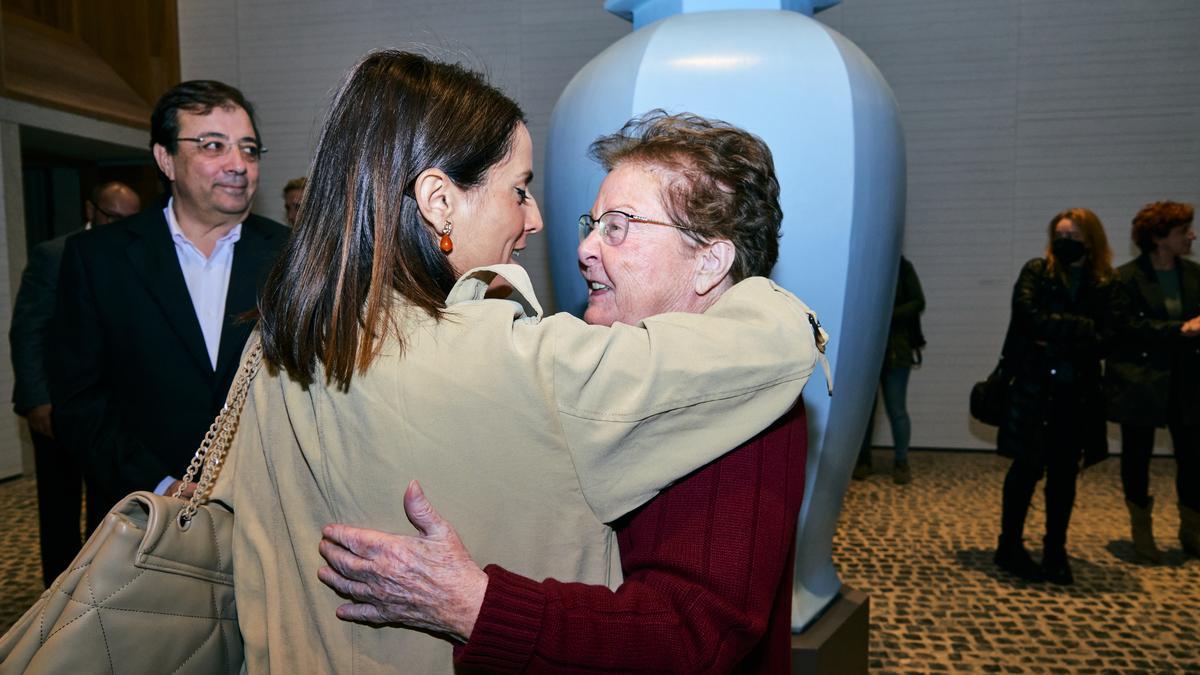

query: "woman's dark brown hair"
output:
1044 207 1114 283
257 50 525 389
589 110 782 281
1131 200 1194 254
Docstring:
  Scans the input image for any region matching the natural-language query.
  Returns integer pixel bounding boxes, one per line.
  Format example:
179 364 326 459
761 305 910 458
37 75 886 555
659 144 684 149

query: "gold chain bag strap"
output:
174 336 263 522
0 336 263 675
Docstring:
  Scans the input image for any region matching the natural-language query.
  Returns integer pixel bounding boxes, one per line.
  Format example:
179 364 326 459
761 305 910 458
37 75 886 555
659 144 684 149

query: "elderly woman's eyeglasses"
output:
578 210 683 246
176 136 267 162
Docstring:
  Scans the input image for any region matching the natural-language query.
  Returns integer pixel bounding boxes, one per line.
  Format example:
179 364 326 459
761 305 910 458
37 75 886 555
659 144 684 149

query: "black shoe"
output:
993 544 1043 582
851 463 871 480
1041 550 1074 585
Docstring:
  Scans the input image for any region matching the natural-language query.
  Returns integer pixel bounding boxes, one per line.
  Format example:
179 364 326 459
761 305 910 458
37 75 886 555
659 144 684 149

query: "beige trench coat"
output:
216 265 823 674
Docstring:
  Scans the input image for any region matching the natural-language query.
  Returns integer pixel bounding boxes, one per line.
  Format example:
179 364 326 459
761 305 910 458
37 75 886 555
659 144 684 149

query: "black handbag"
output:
970 361 1011 427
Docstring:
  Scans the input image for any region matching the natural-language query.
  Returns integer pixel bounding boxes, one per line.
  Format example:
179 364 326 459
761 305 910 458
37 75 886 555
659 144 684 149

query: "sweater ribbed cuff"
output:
453 564 547 673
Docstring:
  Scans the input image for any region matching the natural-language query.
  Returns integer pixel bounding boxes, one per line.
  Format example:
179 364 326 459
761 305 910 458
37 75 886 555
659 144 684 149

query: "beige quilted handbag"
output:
0 338 262 674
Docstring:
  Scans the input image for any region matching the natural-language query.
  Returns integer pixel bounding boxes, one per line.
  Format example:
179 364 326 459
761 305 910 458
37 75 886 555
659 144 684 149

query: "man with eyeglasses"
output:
10 180 140 586
50 80 288 528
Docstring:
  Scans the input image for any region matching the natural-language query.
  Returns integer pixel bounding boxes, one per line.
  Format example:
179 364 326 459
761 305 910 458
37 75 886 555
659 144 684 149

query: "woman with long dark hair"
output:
993 207 1114 585
215 51 822 673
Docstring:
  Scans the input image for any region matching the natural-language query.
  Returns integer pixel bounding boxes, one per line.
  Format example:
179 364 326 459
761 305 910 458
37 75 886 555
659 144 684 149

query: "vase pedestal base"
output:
791 586 869 674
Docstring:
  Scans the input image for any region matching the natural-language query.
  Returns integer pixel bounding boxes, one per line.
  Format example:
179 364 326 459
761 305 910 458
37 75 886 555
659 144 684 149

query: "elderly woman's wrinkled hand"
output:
317 480 488 642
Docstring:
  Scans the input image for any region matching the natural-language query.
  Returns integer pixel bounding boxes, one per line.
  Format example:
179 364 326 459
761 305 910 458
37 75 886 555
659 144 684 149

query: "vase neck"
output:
606 0 840 29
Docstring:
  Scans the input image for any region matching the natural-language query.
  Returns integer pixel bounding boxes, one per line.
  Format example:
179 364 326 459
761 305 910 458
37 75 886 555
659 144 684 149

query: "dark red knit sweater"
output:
455 404 808 673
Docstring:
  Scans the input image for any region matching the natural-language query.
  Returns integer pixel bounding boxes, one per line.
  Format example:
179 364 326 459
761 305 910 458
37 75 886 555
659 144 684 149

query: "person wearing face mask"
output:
1104 201 1200 562
993 207 1115 585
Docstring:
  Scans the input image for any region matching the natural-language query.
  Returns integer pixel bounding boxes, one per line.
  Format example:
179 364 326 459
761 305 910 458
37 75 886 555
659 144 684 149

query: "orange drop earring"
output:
439 221 454 253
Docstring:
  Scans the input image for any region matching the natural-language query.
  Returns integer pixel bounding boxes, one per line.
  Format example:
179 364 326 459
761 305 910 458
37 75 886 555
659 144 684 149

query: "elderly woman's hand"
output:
317 480 488 642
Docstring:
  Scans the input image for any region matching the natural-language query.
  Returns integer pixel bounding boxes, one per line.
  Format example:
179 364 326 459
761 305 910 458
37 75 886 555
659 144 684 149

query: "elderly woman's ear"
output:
694 239 736 295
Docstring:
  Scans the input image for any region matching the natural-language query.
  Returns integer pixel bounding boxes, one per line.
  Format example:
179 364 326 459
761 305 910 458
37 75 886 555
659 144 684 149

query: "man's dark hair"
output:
149 80 261 188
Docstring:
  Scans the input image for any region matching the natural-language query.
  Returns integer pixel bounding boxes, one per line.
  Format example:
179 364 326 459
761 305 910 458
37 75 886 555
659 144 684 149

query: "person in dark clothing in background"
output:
1105 200 1200 562
282 175 306 227
9 181 140 586
993 207 1114 585
854 255 926 484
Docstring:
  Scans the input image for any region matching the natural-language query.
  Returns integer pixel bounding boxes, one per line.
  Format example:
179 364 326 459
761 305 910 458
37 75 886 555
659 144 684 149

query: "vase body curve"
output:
544 4 905 630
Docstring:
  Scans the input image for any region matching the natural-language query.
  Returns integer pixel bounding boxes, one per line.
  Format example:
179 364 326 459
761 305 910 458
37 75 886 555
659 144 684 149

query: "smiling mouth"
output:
588 281 611 292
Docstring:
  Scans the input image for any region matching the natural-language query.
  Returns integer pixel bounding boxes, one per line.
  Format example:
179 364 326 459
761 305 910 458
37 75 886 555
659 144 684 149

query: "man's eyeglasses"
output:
93 204 134 223
578 210 685 246
176 136 266 162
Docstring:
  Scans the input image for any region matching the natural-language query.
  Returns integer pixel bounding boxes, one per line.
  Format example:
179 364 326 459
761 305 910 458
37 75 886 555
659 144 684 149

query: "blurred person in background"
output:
9 181 140 585
1105 200 1200 562
853 254 926 484
282 175 305 226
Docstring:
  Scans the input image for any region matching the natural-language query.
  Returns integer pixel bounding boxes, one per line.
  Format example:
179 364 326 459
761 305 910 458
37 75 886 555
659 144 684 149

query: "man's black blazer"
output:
10 234 69 415
49 206 288 510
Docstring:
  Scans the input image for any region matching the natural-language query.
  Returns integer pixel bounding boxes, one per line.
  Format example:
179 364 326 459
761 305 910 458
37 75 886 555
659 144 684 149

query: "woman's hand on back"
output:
317 480 488 642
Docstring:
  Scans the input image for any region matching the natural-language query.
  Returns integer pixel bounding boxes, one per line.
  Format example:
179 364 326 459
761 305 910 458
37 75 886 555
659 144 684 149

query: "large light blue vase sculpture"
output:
544 0 905 630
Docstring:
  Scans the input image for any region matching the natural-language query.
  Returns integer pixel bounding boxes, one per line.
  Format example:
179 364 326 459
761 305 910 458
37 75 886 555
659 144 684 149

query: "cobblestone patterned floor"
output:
0 477 46 636
2 452 1198 672
838 450 1200 674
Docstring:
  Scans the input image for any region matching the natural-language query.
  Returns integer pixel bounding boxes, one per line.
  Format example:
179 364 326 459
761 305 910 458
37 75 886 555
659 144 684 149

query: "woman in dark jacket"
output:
994 207 1114 585
1105 201 1200 562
